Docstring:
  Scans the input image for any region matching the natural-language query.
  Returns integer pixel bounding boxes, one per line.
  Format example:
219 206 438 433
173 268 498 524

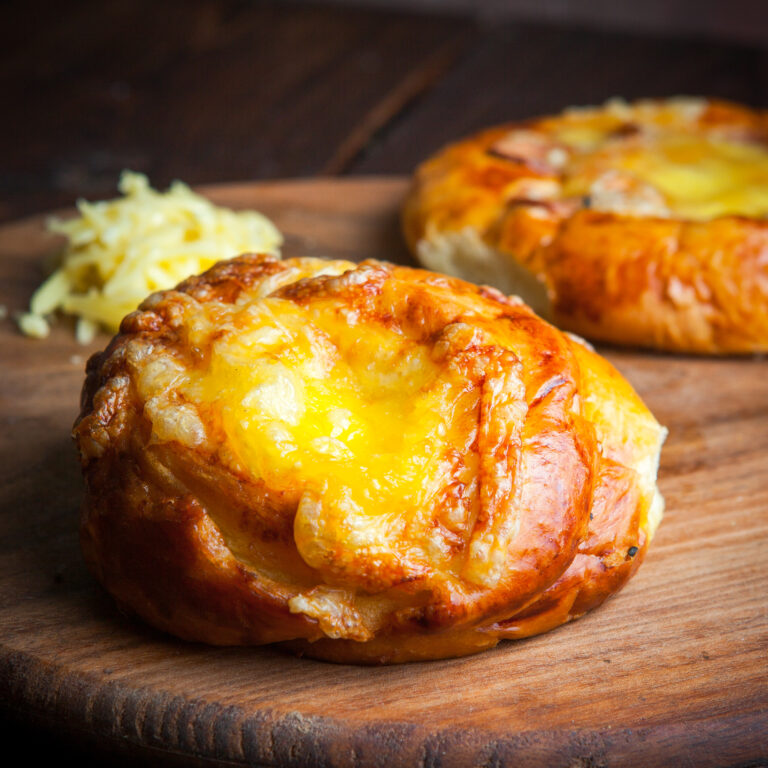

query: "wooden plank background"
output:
2 0 767 222
300 0 768 45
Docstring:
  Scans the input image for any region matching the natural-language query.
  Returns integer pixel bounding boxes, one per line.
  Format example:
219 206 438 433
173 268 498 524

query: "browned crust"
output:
402 98 768 354
74 254 663 663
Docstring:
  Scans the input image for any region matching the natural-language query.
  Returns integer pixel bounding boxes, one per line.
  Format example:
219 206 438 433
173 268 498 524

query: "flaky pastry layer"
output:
403 98 768 354
74 255 665 663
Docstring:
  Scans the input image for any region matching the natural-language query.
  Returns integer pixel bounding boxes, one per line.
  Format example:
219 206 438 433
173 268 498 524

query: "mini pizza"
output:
74 255 665 663
403 98 768 354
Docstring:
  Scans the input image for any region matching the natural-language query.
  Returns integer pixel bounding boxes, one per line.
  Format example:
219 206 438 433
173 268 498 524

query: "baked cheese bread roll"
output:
74 255 665 663
403 98 768 354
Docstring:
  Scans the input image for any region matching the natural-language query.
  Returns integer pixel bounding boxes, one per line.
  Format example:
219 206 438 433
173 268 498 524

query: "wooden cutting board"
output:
1 178 766 768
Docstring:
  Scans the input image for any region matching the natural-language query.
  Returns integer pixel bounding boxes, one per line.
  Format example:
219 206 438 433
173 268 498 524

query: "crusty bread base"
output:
287 334 667 665
417 226 552 319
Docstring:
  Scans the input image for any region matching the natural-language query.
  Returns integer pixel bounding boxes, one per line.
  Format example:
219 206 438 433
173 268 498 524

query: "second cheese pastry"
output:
74 255 666 663
403 98 768 354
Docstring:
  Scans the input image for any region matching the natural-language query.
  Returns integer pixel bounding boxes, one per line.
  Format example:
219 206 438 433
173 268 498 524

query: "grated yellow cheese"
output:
19 171 283 341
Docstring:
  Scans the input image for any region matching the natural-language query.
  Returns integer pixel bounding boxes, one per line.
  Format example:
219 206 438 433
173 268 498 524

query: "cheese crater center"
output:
178 293 477 583
564 132 768 220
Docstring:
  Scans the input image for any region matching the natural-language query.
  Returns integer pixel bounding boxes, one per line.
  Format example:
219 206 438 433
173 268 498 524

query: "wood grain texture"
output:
297 0 768 46
0 0 467 222
6 0 768 224
351 21 768 175
1 178 767 767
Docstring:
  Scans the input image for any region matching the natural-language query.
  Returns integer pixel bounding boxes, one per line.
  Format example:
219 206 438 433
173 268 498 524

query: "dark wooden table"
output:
2 1 767 766
3 0 767 223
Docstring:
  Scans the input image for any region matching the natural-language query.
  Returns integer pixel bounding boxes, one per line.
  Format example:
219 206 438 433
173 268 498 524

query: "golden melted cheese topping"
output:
508 100 768 221
563 133 768 220
189 298 452 516
133 269 490 592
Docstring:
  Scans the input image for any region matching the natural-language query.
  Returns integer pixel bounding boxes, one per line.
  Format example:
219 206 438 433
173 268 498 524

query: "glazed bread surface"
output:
403 97 768 354
74 255 665 663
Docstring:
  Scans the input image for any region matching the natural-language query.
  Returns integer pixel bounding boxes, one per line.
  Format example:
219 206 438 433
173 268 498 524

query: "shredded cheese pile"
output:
18 171 283 342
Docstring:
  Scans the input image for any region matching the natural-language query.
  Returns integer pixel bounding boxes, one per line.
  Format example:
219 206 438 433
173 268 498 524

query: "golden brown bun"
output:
74 255 665 663
403 98 768 354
